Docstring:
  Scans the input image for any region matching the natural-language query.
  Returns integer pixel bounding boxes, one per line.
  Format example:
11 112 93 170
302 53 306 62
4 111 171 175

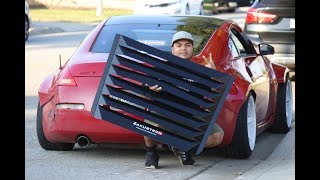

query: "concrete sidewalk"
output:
28 22 295 180
235 122 295 180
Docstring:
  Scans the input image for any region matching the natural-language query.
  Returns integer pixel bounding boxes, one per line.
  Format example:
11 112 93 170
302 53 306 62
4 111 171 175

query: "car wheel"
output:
212 1 219 14
212 6 219 14
223 92 256 159
25 17 29 41
36 102 75 151
228 8 236 13
269 74 293 133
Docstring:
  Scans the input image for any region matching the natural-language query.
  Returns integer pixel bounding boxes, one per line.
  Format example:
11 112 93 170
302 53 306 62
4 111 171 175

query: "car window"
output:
259 0 295 7
230 31 245 57
230 28 256 55
91 24 215 55
229 28 254 58
229 38 240 58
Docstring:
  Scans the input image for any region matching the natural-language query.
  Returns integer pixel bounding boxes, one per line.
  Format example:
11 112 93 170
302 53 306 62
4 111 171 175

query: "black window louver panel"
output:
91 34 234 155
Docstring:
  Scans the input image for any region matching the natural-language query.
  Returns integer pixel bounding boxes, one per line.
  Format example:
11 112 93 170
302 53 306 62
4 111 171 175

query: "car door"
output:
229 28 272 125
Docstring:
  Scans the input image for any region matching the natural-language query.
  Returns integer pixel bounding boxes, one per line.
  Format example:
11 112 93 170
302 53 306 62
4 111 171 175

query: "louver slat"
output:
91 34 234 155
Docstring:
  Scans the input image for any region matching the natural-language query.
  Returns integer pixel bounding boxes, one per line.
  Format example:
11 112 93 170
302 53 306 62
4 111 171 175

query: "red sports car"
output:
37 15 293 159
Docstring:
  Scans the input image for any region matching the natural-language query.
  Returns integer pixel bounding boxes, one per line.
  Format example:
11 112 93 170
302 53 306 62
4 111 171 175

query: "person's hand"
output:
202 53 216 70
148 84 162 92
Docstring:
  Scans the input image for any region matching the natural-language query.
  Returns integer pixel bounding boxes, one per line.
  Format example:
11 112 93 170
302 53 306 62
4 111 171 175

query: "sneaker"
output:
145 151 159 169
170 147 195 166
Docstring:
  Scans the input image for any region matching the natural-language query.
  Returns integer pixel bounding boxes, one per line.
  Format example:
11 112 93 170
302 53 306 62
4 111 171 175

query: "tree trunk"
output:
96 0 103 16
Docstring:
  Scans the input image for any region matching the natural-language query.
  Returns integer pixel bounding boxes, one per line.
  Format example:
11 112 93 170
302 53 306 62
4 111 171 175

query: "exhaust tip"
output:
77 135 91 148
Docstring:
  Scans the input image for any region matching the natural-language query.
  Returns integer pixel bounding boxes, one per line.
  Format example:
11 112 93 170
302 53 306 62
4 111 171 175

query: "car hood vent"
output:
91 34 234 155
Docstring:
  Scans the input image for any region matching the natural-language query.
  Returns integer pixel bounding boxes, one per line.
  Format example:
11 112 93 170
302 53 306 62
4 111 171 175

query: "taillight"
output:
57 69 77 86
245 8 277 24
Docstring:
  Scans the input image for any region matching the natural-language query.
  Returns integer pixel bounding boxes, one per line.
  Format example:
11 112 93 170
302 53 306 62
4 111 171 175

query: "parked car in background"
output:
134 0 204 15
36 14 293 159
25 0 31 41
212 0 254 14
243 0 295 71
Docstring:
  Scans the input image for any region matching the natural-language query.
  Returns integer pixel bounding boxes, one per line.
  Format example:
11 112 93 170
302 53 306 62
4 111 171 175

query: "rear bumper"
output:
42 108 145 144
42 103 237 146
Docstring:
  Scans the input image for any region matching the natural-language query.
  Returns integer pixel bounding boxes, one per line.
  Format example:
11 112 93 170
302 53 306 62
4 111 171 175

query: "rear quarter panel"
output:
193 21 254 145
271 61 290 83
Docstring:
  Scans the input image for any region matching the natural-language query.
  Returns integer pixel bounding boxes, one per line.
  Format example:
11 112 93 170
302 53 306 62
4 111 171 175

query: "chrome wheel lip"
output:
286 80 293 128
247 95 256 151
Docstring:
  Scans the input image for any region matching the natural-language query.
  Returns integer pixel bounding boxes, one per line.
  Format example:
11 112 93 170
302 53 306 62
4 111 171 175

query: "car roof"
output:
105 15 226 26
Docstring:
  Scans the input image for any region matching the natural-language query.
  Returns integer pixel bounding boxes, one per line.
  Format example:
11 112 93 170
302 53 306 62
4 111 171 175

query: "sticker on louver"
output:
91 34 234 155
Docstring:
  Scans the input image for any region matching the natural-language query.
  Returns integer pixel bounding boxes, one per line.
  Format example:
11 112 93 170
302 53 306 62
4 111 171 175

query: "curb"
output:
235 121 295 180
29 27 65 36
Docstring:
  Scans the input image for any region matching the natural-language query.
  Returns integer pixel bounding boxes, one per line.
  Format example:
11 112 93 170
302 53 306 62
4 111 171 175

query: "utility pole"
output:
96 0 103 16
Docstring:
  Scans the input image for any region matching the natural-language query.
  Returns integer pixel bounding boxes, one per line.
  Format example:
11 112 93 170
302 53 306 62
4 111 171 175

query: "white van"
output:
134 0 204 15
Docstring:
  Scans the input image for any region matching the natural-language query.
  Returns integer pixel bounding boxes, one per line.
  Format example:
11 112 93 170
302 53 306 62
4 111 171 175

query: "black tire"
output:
25 16 29 41
222 92 256 159
36 102 75 151
269 74 293 133
228 7 236 13
212 7 219 14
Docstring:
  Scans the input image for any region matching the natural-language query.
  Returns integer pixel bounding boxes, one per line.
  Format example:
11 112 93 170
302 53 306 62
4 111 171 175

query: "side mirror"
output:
259 43 274 55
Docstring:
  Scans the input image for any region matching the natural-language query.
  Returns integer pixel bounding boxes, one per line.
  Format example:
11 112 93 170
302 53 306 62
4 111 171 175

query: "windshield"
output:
91 23 216 55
